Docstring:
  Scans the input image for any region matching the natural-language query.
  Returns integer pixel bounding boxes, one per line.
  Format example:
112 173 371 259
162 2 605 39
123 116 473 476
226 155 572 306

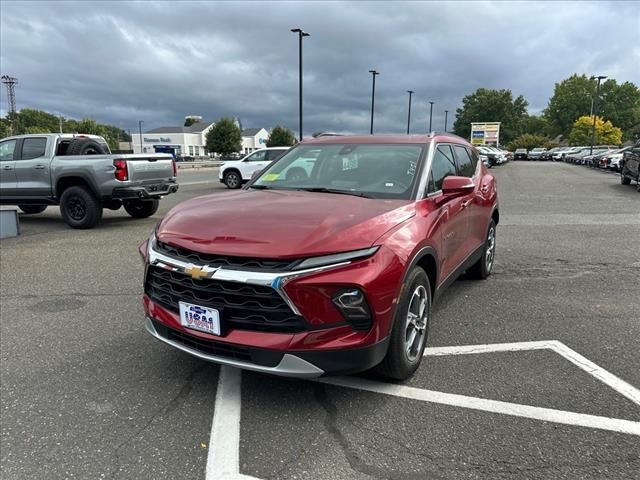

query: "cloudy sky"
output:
1 1 638 136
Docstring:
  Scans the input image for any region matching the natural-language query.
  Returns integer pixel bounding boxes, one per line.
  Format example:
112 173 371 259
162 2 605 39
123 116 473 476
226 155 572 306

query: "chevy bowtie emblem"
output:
185 265 209 280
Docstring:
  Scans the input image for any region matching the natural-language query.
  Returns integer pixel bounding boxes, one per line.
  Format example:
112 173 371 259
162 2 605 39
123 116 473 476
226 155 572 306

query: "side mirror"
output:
442 176 475 196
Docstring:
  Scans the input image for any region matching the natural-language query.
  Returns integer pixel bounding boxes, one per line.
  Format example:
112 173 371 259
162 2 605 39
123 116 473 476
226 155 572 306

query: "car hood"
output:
157 189 415 258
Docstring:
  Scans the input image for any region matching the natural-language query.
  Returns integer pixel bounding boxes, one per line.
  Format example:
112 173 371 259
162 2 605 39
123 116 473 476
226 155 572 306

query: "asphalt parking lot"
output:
1 162 639 479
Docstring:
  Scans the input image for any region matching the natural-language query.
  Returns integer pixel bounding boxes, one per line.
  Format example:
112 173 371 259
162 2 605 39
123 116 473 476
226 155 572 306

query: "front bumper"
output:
145 316 389 377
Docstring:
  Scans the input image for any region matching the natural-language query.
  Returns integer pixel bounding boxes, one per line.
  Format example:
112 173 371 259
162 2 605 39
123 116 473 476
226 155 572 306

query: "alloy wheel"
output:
485 226 496 272
66 196 86 220
404 285 428 361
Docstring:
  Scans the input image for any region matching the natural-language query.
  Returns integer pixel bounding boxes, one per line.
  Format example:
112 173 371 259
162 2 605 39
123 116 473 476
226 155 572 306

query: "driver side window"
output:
246 150 267 162
427 145 457 194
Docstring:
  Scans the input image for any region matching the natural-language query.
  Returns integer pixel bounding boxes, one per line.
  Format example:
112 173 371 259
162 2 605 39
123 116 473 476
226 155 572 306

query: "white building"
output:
241 128 269 154
131 121 215 158
130 122 270 158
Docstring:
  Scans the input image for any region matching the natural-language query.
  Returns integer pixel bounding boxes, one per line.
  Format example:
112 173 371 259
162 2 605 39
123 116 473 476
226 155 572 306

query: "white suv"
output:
218 147 290 189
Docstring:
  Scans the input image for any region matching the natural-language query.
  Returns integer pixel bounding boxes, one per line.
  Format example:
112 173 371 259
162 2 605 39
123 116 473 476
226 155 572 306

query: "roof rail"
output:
312 131 343 138
429 131 468 142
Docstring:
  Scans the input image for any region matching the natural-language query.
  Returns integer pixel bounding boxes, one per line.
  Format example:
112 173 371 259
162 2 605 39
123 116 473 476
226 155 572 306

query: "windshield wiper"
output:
297 187 371 198
249 184 272 190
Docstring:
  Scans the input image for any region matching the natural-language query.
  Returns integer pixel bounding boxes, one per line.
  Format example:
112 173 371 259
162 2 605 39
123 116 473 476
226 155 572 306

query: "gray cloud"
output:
1 0 638 136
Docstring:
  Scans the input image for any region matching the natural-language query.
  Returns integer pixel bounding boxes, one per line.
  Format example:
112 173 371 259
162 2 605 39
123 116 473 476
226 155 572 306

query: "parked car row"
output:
475 145 511 167
562 143 639 192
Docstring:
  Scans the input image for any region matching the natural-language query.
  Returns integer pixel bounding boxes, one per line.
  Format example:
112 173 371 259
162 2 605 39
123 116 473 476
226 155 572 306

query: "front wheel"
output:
18 205 47 214
123 199 160 218
59 186 103 229
224 170 242 189
621 174 631 185
467 220 496 280
375 267 431 380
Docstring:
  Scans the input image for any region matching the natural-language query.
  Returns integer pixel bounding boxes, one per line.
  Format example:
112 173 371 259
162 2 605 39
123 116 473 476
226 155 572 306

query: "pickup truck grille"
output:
145 266 306 333
155 241 301 272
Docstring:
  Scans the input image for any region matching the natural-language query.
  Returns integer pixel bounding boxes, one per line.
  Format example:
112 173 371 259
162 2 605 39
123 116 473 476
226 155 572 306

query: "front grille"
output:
145 266 307 332
166 326 252 362
155 241 301 272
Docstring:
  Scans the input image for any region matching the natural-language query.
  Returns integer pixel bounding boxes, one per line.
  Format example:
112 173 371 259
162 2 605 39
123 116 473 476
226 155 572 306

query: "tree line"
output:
0 109 130 150
452 74 640 150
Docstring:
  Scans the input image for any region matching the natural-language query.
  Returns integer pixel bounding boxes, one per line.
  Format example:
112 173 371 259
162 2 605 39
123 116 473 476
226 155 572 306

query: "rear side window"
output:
20 138 47 160
0 139 17 161
465 147 478 173
452 145 475 177
266 149 287 161
428 145 457 193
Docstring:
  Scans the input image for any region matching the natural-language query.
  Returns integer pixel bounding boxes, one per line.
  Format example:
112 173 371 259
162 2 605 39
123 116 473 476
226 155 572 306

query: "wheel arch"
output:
55 175 99 200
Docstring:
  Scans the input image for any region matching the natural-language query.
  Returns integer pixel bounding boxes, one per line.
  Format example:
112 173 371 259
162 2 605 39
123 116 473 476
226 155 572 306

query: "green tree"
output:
453 88 528 145
205 117 242 156
520 115 550 137
184 117 197 127
543 74 595 137
568 116 622 146
507 134 553 151
266 125 296 147
598 80 640 140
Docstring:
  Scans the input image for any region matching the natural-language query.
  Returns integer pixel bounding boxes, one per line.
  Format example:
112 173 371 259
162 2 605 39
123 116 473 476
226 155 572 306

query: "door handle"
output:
34 165 46 170
462 200 472 209
2 165 13 170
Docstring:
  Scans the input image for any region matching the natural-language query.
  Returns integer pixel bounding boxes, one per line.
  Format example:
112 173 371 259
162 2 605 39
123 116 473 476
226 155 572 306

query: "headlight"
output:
295 246 379 270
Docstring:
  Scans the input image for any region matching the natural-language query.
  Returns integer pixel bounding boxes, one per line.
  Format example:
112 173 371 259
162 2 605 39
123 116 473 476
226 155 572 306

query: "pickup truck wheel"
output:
123 199 159 218
18 205 47 214
467 220 496 280
375 267 431 380
621 174 631 185
224 170 242 189
60 186 103 229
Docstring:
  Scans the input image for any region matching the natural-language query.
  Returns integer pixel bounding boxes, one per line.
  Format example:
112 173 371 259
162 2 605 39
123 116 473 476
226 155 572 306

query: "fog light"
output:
332 289 372 331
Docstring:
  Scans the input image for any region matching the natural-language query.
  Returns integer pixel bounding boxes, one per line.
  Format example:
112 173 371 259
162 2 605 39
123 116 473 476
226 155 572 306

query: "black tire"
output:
467 220 497 280
59 185 103 229
375 267 431 380
224 170 242 189
621 174 631 185
66 138 107 156
18 205 47 214
123 199 160 218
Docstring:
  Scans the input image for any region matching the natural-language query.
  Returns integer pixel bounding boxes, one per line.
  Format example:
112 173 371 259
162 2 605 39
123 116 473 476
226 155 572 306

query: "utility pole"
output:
406 90 414 135
428 101 434 132
589 75 607 155
128 129 132 151
369 70 380 134
291 28 310 142
138 120 144 154
1 75 17 114
444 110 449 133
59 116 63 134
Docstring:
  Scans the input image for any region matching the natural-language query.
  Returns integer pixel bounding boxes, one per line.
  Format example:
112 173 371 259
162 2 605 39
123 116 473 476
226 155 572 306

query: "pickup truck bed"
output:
0 133 178 228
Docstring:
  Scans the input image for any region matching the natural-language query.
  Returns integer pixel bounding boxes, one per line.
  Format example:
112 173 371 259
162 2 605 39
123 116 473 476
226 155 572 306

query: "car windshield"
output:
251 143 425 199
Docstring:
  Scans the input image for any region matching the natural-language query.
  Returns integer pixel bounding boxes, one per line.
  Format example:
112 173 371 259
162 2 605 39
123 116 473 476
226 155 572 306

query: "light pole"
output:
589 75 607 155
369 70 380 134
428 101 434 132
406 90 414 135
138 120 144 153
444 110 449 133
291 28 310 141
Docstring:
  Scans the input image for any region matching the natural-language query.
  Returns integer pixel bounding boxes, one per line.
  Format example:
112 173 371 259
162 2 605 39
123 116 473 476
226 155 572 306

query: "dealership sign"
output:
470 122 501 145
143 137 172 143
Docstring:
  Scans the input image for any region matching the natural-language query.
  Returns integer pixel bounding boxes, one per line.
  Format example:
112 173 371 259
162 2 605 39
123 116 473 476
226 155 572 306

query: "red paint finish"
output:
144 134 498 369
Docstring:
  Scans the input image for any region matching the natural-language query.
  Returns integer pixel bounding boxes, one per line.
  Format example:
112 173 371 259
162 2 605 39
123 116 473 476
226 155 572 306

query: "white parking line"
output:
206 342 640 479
425 340 640 407
318 376 640 436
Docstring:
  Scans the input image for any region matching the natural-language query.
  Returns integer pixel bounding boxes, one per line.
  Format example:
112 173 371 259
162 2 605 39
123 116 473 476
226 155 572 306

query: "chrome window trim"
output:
147 242 351 315
416 141 436 199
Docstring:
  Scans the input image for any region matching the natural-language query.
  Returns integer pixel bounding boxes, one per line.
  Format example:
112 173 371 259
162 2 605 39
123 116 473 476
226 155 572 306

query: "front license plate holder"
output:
179 301 221 336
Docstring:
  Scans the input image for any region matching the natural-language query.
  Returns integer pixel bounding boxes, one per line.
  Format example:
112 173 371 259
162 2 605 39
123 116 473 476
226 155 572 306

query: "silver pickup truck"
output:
0 133 178 228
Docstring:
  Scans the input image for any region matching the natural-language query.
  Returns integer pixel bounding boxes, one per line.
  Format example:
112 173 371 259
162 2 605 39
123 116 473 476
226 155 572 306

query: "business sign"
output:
143 137 172 143
470 122 501 145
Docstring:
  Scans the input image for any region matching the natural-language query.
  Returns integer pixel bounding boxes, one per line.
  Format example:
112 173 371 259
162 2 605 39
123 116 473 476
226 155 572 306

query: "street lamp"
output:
138 120 144 153
369 70 380 134
589 75 607 155
444 110 449 133
291 28 310 142
406 90 414 135
428 101 434 132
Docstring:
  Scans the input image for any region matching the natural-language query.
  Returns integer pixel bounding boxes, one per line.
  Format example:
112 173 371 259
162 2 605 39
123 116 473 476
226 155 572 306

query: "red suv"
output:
140 134 499 380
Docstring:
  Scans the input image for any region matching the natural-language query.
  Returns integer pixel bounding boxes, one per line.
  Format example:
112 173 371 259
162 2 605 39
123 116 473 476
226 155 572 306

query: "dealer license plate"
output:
179 301 221 336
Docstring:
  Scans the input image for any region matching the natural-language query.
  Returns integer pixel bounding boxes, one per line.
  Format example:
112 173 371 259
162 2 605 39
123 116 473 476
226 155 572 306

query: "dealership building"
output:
131 120 270 158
